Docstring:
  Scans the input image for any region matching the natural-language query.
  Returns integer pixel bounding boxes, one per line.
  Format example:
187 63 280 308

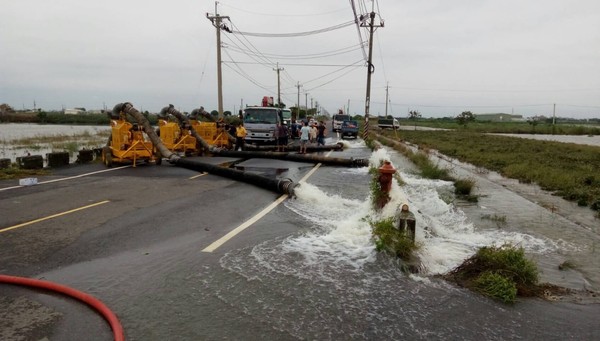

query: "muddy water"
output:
190 140 599 339
495 133 600 147
0 123 109 163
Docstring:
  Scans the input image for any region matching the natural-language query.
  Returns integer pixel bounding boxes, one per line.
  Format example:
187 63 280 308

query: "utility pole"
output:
305 92 309 117
273 62 284 107
296 82 302 120
361 8 384 139
552 103 556 134
206 2 230 119
347 99 350 116
384 83 389 117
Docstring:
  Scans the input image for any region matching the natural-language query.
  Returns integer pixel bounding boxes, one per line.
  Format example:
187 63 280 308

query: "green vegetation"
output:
481 213 507 226
368 166 389 210
558 260 577 271
445 245 539 304
0 167 49 180
388 130 600 211
398 118 600 135
370 217 418 261
375 134 477 201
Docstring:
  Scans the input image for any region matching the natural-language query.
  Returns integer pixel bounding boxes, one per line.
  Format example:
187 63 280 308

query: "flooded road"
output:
1 137 599 340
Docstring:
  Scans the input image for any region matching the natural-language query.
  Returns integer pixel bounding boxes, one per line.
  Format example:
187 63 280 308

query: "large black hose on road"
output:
244 143 343 152
213 149 368 167
174 158 296 196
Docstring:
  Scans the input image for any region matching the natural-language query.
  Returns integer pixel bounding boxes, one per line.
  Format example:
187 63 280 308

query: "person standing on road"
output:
317 121 326 146
310 123 317 144
299 121 310 154
274 122 281 151
280 122 289 151
235 122 247 151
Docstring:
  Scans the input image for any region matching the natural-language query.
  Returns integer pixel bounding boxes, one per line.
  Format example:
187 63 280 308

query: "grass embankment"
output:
374 134 477 201
386 130 600 212
401 120 600 135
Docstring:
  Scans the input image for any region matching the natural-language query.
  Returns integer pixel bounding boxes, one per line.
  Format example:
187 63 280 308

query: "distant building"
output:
64 107 86 115
474 113 524 122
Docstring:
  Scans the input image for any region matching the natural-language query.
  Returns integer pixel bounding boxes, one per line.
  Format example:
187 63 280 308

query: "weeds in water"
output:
473 271 517 304
454 178 475 196
481 213 507 226
445 245 539 304
558 260 577 271
370 217 419 261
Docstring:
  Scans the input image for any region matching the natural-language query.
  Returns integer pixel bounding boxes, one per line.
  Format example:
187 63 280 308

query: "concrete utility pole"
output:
384 83 389 117
206 2 229 119
296 82 302 120
305 92 309 117
361 9 384 139
273 63 284 107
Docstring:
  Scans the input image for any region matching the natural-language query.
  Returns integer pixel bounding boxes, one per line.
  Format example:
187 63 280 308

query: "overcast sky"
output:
1 0 599 118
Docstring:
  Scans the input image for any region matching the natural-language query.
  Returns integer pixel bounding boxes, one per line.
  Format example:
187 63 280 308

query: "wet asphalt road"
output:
1 139 600 340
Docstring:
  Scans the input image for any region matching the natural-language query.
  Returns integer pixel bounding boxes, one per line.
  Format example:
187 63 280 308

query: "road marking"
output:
0 200 110 234
189 172 208 180
0 166 131 192
202 150 333 252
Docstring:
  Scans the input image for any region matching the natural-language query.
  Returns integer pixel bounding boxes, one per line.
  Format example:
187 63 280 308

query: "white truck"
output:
378 118 400 130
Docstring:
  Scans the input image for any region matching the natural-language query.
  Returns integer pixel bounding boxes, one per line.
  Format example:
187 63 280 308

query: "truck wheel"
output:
101 146 113 167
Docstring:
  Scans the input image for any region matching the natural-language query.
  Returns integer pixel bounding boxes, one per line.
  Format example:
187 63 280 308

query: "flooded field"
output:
0 123 109 163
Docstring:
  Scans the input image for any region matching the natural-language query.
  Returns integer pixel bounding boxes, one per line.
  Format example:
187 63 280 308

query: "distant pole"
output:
552 103 556 134
296 82 302 120
347 99 350 116
206 2 229 119
273 62 284 106
305 92 309 117
384 82 389 117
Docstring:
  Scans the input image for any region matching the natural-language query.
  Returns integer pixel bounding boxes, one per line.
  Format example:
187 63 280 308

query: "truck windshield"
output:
244 108 279 124
281 110 292 120
333 114 350 122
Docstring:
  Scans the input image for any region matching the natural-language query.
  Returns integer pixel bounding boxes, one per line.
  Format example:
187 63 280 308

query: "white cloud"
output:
1 0 599 118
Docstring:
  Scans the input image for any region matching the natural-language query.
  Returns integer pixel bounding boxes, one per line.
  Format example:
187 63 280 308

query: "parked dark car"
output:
341 120 359 139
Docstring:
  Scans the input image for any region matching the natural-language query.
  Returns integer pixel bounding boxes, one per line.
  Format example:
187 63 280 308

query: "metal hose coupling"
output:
277 178 297 197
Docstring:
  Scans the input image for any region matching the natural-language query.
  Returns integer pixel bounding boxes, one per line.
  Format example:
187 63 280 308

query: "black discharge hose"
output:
213 149 368 167
113 103 298 196
174 157 297 196
244 143 344 152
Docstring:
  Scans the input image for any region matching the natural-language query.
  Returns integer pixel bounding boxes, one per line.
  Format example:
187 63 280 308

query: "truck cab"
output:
243 107 281 144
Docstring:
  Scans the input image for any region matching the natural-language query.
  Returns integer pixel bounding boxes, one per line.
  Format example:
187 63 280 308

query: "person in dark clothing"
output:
317 121 326 146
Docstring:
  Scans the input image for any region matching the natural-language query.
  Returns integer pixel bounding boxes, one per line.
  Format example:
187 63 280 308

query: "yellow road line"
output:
0 200 110 233
189 173 208 180
202 151 332 252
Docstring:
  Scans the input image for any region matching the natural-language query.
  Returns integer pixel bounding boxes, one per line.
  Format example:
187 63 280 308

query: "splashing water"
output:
284 147 555 276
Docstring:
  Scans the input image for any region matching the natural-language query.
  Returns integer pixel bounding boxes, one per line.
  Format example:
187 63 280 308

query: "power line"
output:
222 61 364 67
224 42 366 60
219 3 349 17
230 20 355 37
349 0 368 61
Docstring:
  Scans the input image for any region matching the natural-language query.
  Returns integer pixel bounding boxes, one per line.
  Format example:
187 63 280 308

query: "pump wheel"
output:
101 146 113 167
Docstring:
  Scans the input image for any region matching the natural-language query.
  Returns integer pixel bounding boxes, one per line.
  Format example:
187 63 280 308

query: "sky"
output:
1 0 599 118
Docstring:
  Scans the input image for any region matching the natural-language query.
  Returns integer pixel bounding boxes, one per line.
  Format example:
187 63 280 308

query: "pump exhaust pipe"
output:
213 150 368 167
160 104 214 152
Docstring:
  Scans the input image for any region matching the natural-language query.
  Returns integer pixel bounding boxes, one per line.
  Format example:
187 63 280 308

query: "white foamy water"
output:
284 147 556 276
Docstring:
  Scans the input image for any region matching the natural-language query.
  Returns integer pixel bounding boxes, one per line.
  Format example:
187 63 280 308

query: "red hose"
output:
0 274 125 341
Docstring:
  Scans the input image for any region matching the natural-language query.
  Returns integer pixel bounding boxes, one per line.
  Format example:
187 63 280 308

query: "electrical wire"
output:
349 0 368 61
225 43 366 60
305 63 363 92
219 2 349 17
230 21 355 37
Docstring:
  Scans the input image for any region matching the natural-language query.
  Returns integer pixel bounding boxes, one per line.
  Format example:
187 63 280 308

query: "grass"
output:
401 119 600 135
444 245 539 304
0 167 49 180
389 130 600 211
375 133 477 201
481 213 507 224
370 217 419 261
